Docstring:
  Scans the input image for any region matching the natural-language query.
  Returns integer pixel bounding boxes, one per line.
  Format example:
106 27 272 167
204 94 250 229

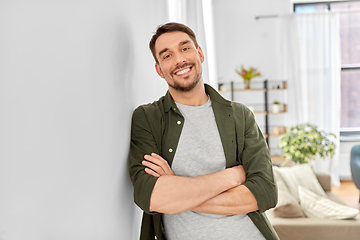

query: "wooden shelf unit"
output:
219 80 288 163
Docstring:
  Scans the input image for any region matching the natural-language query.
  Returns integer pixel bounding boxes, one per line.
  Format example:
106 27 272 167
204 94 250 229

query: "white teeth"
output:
175 67 191 75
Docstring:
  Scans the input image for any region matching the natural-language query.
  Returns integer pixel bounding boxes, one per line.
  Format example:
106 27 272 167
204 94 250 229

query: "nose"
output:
174 52 186 65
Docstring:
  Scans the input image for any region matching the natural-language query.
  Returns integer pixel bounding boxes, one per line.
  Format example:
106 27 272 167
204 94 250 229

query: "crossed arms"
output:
142 153 259 215
129 103 277 217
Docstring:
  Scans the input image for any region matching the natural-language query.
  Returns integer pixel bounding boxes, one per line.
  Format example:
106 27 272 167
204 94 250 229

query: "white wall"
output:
0 1 168 239
213 0 290 84
212 0 291 157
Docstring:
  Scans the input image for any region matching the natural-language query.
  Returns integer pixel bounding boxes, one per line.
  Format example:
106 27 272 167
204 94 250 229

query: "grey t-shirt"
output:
163 98 264 240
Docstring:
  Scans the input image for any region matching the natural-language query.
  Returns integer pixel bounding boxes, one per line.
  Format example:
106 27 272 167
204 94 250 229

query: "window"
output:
294 1 360 139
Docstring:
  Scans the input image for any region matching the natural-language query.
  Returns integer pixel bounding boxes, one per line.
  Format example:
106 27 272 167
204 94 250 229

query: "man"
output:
128 22 279 240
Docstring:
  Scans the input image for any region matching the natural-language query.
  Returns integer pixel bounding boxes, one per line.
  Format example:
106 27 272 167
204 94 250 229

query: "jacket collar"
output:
163 83 231 112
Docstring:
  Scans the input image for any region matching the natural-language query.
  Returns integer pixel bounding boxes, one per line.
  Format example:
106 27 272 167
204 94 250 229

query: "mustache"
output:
171 63 194 75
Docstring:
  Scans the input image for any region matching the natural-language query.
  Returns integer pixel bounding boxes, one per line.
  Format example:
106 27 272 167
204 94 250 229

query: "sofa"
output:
266 164 360 240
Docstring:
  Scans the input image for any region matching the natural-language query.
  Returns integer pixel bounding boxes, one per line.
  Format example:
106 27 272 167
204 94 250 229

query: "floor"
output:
331 180 360 209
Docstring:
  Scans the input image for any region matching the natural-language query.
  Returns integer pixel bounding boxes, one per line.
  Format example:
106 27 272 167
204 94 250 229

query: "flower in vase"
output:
235 66 261 89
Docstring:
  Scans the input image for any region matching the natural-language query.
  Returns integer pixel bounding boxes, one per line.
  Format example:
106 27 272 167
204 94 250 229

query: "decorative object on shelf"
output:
235 65 261 89
272 126 286 136
271 101 281 113
279 123 337 164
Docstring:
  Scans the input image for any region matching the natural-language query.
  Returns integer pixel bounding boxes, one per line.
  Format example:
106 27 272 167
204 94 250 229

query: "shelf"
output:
264 133 283 138
253 111 267 115
252 104 288 115
219 80 287 93
253 110 287 115
219 79 288 160
268 110 287 114
271 155 286 166
271 155 286 161
219 88 265 93
268 88 287 90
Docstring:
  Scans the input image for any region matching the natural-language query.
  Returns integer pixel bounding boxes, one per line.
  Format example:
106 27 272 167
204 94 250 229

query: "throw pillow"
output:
273 167 305 218
275 163 326 202
298 186 359 219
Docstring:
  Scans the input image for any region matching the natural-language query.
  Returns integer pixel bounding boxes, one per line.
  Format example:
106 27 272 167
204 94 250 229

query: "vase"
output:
244 79 251 89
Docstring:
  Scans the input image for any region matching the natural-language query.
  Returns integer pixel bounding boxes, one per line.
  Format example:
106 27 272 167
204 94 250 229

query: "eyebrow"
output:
158 40 191 58
158 48 169 58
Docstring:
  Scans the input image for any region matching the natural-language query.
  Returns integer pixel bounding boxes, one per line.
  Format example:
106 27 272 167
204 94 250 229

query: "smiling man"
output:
128 22 279 240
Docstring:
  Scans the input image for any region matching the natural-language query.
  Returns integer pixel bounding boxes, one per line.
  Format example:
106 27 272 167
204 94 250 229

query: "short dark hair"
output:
149 22 199 63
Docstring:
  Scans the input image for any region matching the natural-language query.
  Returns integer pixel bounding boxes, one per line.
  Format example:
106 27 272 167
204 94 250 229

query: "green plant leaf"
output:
278 123 336 164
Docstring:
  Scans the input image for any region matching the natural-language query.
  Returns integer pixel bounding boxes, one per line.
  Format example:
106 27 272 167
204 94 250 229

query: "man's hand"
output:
142 153 174 177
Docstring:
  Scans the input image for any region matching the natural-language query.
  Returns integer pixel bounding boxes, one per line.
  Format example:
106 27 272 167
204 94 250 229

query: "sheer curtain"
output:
167 0 218 88
280 12 341 185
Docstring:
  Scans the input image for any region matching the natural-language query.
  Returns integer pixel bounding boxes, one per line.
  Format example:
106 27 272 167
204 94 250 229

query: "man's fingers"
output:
150 153 163 160
143 155 166 169
142 160 165 175
144 154 174 175
144 167 160 177
150 153 174 174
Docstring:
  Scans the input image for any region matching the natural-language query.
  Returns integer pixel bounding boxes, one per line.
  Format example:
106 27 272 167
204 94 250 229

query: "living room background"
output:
212 0 360 181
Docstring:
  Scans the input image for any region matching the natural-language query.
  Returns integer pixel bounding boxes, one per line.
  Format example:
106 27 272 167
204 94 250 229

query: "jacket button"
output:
169 148 173 153
177 120 181 125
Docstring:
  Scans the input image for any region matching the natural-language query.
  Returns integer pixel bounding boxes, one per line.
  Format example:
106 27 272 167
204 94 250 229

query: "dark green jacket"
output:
128 84 279 240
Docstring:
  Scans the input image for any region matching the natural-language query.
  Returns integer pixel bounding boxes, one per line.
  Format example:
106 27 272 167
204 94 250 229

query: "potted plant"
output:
279 123 336 164
235 65 261 89
271 101 281 113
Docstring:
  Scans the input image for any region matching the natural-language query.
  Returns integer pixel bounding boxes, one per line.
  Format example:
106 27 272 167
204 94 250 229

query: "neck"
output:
169 82 208 106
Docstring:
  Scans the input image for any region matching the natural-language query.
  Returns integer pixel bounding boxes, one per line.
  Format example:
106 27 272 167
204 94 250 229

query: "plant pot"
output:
272 104 280 113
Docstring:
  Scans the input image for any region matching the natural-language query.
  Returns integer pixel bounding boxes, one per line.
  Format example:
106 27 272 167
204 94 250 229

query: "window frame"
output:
293 0 360 12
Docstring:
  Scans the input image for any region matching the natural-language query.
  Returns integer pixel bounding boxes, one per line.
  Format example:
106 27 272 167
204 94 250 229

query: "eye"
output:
163 54 171 59
182 47 190 52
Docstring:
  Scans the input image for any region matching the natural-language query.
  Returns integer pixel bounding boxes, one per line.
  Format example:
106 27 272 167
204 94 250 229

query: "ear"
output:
155 63 165 78
197 46 205 63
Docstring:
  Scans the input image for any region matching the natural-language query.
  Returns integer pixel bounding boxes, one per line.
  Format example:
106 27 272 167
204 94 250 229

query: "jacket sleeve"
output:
236 105 278 213
128 106 160 214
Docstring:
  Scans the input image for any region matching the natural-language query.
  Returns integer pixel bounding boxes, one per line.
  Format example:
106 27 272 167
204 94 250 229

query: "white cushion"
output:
298 186 359 219
275 163 326 201
273 167 305 218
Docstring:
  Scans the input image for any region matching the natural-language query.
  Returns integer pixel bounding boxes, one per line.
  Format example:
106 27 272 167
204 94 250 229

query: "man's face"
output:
154 31 204 92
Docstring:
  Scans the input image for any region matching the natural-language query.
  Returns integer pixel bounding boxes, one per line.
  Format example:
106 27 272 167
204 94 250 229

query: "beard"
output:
167 64 202 92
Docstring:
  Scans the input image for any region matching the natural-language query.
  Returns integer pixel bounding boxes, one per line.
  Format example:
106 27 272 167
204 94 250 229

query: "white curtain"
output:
167 0 218 88
280 12 341 185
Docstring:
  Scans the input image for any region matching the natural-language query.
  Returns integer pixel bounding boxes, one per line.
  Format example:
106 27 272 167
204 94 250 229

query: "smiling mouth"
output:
175 67 191 76
173 63 194 77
